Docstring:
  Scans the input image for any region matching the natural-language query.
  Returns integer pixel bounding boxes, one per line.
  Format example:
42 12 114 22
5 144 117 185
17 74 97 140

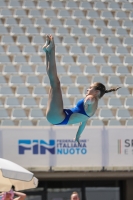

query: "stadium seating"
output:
0 0 132 126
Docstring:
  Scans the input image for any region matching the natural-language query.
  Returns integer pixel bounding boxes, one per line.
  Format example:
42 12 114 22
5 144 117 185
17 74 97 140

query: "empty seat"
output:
28 9 41 18
61 55 74 65
19 65 33 75
77 37 91 46
108 56 122 65
35 65 46 75
108 2 120 11
116 109 131 120
16 86 30 97
25 26 39 36
3 65 17 75
76 56 91 65
57 65 66 75
0 55 10 64
32 36 45 45
19 119 33 126
37 1 50 9
72 10 85 19
13 55 27 64
58 9 71 19
101 11 113 19
94 2 106 10
50 19 62 27
108 120 121 126
76 76 89 86
0 9 12 17
42 76 50 86
17 36 30 45
29 55 43 65
129 12 133 20
115 46 128 56
100 66 114 76
0 0 7 8
70 27 84 36
78 19 91 28
0 86 13 96
7 45 21 55
39 97 48 108
14 9 26 18
122 20 133 29
22 97 37 108
12 108 27 119
22 0 35 8
1 36 14 45
26 76 40 86
68 66 82 75
29 108 44 119
100 46 113 55
116 88 130 97
65 1 78 10
108 20 120 29
69 46 83 55
86 10 99 19
34 18 47 27
51 1 64 9
115 11 127 20
10 26 24 35
108 37 121 46
99 108 114 120
22 45 36 55
115 28 128 37
63 97 73 108
93 20 106 28
0 108 9 119
86 28 99 36
126 119 133 126
85 46 98 55
66 87 82 97
5 18 17 27
108 76 122 87
37 119 51 126
9 0 21 8
62 36 77 46
84 66 98 76
32 86 47 97
43 9 56 19
122 2 133 11
5 97 20 108
79 2 92 10
93 37 106 46
116 66 130 76
124 97 133 109
0 25 8 35
98 98 106 108
124 56 133 66
1 120 14 126
55 45 68 55
0 46 5 54
18 14 29 24
124 76 133 87
108 97 123 108
90 119 104 126
9 75 24 86
40 27 54 36
92 76 106 85
101 28 113 37
93 56 106 65
0 76 7 85
60 76 73 86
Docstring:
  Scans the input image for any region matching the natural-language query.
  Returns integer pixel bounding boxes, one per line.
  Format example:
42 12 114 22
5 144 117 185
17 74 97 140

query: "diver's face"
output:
71 194 80 200
86 85 98 96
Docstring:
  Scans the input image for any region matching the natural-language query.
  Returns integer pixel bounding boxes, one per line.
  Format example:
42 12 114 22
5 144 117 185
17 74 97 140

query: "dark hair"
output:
93 82 121 98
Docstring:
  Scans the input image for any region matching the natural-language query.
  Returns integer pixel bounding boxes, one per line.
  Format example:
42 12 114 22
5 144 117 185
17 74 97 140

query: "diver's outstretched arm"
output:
75 120 88 144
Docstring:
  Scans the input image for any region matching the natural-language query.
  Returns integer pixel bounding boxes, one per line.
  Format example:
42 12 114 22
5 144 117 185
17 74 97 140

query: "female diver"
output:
43 35 120 144
0 190 26 200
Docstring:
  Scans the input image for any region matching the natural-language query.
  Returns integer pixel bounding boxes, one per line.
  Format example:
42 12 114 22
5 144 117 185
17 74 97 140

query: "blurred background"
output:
0 0 133 199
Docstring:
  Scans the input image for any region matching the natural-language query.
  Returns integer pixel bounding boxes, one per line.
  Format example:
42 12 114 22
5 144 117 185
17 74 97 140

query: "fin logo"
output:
18 140 55 155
